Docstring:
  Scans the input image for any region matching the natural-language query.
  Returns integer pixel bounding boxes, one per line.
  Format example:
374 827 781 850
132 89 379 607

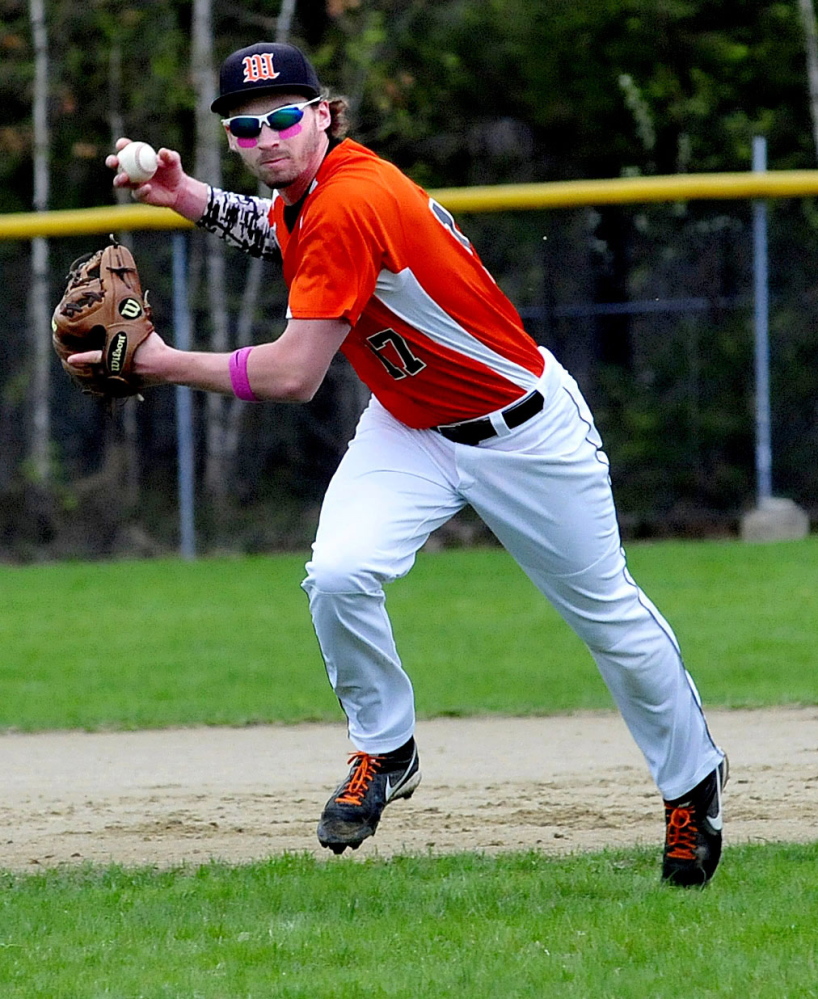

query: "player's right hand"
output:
107 137 208 220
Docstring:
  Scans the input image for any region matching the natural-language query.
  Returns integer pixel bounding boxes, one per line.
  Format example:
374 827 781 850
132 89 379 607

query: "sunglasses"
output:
221 97 321 141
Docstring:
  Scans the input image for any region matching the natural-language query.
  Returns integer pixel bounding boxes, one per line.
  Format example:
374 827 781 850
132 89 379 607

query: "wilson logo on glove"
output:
119 298 143 320
107 332 128 374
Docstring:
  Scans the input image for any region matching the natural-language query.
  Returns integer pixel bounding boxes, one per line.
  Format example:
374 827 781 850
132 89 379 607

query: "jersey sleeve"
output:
284 181 394 323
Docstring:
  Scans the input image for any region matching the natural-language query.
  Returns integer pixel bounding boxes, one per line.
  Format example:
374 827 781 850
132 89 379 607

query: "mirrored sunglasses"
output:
221 97 321 141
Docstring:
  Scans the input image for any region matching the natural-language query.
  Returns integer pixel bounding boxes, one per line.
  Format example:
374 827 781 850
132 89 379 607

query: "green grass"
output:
624 536 818 705
0 555 328 730
1 538 817 995
0 845 816 998
1 537 817 730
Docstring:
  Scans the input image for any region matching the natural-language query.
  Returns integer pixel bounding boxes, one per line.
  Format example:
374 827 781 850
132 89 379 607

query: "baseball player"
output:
70 42 727 886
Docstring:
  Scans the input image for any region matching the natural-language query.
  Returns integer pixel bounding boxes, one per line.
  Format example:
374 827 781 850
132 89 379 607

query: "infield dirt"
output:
1 707 815 870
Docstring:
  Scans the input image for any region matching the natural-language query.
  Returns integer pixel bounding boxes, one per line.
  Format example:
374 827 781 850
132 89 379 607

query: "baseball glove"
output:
51 239 153 400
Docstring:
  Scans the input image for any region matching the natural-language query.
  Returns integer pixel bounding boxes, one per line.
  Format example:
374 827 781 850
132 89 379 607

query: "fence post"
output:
172 232 196 559
751 135 772 505
740 137 809 540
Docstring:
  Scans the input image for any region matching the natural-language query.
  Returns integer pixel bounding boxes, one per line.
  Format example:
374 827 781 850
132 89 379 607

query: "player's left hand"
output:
67 328 171 388
53 239 156 399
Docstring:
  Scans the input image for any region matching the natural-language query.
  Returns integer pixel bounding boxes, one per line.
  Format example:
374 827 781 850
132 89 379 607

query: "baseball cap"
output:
211 42 322 115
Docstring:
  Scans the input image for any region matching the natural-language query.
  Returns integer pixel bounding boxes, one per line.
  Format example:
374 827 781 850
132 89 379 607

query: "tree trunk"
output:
223 0 300 466
276 0 298 41
27 0 50 486
192 0 230 505
798 0 818 162
224 247 265 471
107 40 140 514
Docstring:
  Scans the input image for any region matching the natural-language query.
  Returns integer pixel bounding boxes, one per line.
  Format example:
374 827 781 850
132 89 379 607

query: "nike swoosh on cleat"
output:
385 764 418 801
385 774 410 800
707 806 723 833
707 781 724 832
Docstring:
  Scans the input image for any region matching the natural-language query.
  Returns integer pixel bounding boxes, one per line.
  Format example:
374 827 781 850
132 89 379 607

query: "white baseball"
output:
117 141 158 183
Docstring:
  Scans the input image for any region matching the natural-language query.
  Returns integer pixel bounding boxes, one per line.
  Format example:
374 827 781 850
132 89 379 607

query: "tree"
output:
191 0 232 506
797 0 818 162
3 0 818 557
224 0 298 484
27 0 50 486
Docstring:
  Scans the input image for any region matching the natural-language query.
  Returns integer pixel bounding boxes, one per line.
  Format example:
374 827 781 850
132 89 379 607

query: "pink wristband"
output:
229 346 259 402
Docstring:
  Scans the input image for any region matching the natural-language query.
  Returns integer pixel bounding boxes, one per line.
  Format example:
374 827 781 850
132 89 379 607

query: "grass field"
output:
1 847 816 997
1 536 817 731
1 538 817 996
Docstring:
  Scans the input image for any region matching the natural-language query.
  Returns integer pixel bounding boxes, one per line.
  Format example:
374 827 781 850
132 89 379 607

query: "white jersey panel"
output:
374 268 541 392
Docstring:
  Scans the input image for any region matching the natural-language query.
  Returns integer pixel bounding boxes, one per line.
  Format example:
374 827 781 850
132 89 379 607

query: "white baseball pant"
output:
302 348 723 801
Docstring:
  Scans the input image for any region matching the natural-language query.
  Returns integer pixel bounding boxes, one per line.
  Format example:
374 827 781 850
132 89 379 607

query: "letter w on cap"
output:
242 54 280 82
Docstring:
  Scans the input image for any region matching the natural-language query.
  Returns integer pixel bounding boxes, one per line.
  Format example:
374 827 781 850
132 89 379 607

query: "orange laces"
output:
335 753 383 805
664 804 699 860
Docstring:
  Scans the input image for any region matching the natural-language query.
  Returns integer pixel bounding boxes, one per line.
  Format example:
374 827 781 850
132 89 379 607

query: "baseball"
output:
117 141 158 183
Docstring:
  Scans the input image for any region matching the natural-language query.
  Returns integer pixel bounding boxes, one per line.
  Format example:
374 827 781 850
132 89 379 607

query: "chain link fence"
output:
1 192 816 560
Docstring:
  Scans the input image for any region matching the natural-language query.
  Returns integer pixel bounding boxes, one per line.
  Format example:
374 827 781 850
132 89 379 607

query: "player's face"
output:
223 92 331 199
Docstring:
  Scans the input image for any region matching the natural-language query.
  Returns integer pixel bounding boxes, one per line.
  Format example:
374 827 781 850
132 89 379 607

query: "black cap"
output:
211 42 321 115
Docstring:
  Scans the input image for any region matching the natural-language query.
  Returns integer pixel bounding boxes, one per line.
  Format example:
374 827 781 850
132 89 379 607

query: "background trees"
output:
1 0 816 558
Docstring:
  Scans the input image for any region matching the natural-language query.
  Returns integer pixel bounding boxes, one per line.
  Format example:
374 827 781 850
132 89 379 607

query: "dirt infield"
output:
1 707 816 870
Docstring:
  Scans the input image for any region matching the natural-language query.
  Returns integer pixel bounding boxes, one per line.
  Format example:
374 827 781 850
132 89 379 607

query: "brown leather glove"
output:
51 239 154 399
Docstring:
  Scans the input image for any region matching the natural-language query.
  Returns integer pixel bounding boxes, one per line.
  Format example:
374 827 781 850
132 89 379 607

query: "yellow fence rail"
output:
3 171 818 240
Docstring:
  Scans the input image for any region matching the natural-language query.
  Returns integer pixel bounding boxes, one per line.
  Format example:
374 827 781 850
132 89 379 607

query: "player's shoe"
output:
662 756 729 887
317 739 421 855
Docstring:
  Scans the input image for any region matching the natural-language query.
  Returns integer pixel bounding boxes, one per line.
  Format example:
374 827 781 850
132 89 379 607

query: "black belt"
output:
434 390 544 445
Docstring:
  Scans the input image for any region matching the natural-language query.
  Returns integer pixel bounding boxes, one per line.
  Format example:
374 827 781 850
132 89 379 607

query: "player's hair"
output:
323 93 351 140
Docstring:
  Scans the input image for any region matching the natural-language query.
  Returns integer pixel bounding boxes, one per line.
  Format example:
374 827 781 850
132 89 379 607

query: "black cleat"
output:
317 740 421 854
662 757 729 887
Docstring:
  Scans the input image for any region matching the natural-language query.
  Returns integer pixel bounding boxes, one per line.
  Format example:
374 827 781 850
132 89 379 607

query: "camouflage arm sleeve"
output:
196 187 280 261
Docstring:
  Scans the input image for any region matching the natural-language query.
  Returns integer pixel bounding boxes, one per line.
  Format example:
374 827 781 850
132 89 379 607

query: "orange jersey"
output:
269 139 545 428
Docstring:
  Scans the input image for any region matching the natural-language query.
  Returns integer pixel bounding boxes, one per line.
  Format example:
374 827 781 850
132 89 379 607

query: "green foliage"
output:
0 1 197 211
4 0 813 210
1 540 817 732
331 0 815 186
0 844 816 997
3 0 818 545
595 309 756 520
